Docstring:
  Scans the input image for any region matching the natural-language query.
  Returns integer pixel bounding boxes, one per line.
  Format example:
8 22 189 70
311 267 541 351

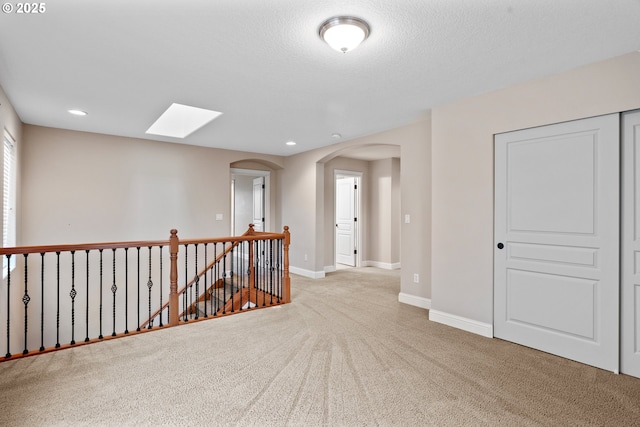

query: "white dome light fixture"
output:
319 16 370 53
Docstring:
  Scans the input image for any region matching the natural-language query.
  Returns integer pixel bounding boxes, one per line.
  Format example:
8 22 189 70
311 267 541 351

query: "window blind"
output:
3 131 16 274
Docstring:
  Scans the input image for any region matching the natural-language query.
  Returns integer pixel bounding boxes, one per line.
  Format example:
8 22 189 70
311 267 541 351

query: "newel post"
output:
283 226 290 303
169 229 180 326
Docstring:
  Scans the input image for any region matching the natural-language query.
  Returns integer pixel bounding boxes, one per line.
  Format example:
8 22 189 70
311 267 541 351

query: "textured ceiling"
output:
0 0 639 157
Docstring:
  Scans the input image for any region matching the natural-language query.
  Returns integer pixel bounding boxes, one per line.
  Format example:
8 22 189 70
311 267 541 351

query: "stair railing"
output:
0 225 290 361
141 225 254 328
174 226 291 321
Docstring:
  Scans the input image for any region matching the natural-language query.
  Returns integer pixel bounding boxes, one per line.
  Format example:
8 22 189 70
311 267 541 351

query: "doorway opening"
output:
230 168 270 236
335 170 361 269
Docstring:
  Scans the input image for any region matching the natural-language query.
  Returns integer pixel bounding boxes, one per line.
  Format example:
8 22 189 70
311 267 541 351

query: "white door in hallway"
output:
252 176 265 231
336 176 357 266
494 114 620 372
622 109 640 378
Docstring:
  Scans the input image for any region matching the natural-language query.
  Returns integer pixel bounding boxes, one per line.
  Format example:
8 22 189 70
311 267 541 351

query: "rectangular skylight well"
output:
145 103 222 138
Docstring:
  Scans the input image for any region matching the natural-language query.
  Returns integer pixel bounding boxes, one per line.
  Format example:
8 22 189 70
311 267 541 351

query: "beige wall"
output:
367 158 401 267
397 117 431 300
431 52 640 326
281 150 322 273
21 125 284 245
282 114 431 300
20 120 428 302
391 157 401 265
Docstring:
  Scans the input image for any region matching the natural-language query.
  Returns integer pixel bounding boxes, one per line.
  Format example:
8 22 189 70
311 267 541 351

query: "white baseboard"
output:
429 310 493 338
398 293 431 310
325 262 400 271
363 261 401 270
290 266 325 279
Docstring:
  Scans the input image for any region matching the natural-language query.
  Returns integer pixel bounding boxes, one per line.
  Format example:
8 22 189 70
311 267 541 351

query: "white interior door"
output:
494 114 620 372
252 176 265 232
336 176 356 266
622 109 640 378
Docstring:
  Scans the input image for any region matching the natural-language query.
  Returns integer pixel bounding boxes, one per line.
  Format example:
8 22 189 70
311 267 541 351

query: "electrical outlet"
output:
413 273 419 283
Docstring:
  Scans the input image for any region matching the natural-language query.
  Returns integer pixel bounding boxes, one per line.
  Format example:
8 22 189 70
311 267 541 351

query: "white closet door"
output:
622 109 640 378
494 114 620 372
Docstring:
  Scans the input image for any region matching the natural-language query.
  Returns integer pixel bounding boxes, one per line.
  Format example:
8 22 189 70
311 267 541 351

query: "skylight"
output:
146 103 222 139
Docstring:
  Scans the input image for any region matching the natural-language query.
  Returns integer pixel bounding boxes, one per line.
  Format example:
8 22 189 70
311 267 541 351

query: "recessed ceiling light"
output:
286 141 297 146
68 109 88 116
331 133 342 139
146 103 222 139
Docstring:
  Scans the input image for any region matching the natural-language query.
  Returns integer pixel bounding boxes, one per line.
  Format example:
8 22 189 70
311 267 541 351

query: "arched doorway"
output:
318 144 401 272
229 159 281 235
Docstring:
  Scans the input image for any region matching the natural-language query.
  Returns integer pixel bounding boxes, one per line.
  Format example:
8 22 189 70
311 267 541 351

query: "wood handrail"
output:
0 239 170 256
177 232 286 246
177 226 291 295
0 229 283 256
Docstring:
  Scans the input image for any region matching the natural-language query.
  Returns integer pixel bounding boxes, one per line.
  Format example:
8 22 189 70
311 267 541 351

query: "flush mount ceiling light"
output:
319 16 370 53
146 103 222 139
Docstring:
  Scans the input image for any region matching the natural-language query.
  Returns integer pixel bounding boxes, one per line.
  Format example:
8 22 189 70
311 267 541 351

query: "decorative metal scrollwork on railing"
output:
0 225 290 361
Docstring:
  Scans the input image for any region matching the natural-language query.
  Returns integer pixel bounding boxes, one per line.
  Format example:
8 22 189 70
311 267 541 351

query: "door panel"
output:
494 114 619 372
507 270 596 340
252 177 265 232
507 133 595 234
336 176 356 266
622 109 640 378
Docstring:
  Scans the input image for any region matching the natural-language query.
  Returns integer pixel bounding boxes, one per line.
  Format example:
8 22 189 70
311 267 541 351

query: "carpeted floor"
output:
1 267 640 426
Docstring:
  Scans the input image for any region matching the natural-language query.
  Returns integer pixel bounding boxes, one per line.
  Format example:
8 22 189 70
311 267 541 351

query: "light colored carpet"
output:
1 267 640 426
